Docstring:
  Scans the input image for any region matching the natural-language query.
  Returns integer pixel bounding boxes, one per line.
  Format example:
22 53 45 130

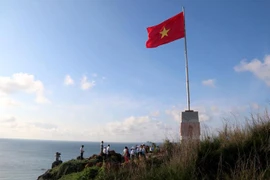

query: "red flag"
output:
146 12 185 48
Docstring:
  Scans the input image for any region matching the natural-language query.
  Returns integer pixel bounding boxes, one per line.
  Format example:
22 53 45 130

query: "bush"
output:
53 159 88 179
80 166 100 180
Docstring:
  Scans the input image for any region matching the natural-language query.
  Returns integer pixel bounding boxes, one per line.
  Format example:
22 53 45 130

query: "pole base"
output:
181 111 200 141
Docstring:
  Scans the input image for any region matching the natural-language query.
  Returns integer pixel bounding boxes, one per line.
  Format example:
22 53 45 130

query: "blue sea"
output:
0 138 140 180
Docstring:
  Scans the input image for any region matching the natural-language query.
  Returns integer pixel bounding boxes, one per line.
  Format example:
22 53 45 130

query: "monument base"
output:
181 110 200 141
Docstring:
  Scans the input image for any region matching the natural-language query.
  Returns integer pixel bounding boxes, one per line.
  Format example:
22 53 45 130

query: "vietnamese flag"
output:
146 12 185 48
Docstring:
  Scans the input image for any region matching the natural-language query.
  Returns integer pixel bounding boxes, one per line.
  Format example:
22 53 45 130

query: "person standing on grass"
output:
138 145 143 158
106 144 110 158
130 147 135 160
103 146 107 157
136 145 140 158
123 146 129 162
149 146 153 153
142 144 146 157
100 141 104 155
55 152 61 161
80 145 85 160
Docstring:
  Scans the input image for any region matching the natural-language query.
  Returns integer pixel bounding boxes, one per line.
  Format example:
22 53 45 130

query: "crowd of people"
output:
100 141 160 162
55 141 160 162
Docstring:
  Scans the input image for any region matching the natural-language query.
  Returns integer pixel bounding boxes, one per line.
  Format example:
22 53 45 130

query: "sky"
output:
0 0 269 142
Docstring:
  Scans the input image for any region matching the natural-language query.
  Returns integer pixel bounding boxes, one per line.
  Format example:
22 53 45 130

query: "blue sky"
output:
0 0 269 142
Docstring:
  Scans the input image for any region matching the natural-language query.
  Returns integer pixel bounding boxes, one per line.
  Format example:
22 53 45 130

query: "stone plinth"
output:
181 110 200 141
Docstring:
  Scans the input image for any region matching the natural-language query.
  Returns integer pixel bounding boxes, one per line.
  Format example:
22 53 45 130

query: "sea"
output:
0 138 142 180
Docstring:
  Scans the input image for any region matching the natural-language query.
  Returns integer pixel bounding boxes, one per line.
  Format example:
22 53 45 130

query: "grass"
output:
59 166 100 180
42 110 270 180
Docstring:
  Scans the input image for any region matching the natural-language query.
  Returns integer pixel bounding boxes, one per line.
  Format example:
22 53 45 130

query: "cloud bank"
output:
0 73 49 103
234 55 270 86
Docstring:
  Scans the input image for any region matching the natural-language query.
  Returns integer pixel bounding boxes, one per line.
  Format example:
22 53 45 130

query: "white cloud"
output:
0 115 66 140
0 113 175 142
92 73 98 77
251 103 259 110
202 79 216 87
0 73 41 94
64 75 74 86
0 96 21 107
1 116 16 123
28 122 58 130
0 87 264 142
88 115 175 142
0 73 50 104
150 111 160 117
234 55 270 86
211 106 219 112
0 116 18 128
80 75 95 90
165 108 181 122
199 113 210 121
1 123 66 140
165 105 221 122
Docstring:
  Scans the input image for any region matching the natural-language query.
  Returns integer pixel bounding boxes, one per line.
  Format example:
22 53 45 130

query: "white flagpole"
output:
182 6 191 111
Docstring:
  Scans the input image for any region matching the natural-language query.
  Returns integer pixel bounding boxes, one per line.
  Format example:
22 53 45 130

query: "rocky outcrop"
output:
37 169 53 180
51 160 62 168
37 151 124 180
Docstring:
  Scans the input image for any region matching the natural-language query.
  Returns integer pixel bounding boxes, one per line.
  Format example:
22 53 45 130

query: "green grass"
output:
59 166 100 180
42 110 270 180
99 110 270 180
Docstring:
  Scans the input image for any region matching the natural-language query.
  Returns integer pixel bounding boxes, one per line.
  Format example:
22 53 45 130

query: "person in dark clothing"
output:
100 141 104 155
55 152 61 161
123 146 129 162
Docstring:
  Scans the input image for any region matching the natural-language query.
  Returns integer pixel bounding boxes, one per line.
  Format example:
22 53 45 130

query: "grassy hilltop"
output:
38 110 270 180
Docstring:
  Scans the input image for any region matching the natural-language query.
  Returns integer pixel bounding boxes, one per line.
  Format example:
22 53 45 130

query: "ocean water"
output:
0 138 139 180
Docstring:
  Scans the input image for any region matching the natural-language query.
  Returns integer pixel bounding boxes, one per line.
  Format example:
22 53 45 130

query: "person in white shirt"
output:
106 144 110 158
103 146 107 155
130 147 135 160
149 146 153 153
80 145 84 160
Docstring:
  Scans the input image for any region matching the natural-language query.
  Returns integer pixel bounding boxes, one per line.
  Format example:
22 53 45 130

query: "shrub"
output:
79 166 100 180
53 159 88 179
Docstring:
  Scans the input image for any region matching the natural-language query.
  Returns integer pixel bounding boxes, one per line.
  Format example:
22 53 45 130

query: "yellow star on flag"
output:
160 27 170 38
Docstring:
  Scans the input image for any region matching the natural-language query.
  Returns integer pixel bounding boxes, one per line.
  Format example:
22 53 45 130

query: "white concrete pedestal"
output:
181 110 200 141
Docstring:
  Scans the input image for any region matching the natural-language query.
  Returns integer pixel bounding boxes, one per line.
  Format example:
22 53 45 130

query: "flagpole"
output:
182 6 191 111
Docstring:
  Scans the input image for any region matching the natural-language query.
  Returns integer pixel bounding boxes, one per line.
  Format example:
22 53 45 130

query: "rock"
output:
85 159 97 168
77 156 85 160
109 151 123 163
89 154 98 159
109 150 116 155
37 169 53 180
51 160 62 168
89 154 103 162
